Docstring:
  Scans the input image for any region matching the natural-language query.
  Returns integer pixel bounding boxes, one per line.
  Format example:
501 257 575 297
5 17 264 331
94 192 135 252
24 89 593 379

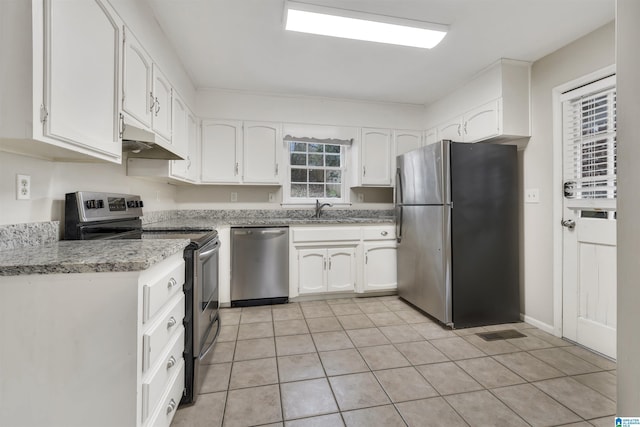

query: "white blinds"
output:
562 83 617 203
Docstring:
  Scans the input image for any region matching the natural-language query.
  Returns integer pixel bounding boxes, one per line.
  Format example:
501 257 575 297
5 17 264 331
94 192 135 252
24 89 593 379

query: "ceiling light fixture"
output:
284 1 448 49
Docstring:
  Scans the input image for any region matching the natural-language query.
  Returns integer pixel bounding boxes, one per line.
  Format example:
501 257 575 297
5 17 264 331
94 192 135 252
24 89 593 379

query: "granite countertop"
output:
143 216 395 230
0 239 189 276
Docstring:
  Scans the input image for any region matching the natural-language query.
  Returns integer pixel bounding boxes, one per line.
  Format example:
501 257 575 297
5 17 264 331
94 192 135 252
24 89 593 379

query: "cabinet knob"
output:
167 278 177 289
166 399 177 414
166 356 176 370
167 316 177 328
381 231 388 236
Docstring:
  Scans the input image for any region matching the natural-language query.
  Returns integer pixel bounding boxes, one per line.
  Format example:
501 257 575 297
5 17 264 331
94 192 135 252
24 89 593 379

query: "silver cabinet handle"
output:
381 231 388 236
323 258 327 270
149 92 155 112
166 356 176 369
167 399 177 414
235 162 239 175
155 97 160 115
561 219 576 230
118 113 125 139
275 163 279 176
328 258 332 270
363 166 366 177
167 277 177 289
463 122 468 135
167 316 177 328
457 124 461 136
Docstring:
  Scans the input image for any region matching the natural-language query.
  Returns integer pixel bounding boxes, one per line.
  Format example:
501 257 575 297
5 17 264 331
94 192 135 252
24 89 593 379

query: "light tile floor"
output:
171 296 617 427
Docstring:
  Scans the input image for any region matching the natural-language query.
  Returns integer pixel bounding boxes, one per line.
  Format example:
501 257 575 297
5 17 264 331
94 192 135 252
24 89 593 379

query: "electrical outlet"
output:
525 188 540 203
16 174 31 200
231 192 238 202
268 192 275 203
357 193 364 203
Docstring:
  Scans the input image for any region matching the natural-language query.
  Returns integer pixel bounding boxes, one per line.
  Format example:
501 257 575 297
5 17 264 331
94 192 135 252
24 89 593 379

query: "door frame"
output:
551 64 616 337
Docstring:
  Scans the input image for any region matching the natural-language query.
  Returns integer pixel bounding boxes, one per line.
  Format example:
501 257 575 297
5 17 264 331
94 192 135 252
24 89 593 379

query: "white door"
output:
327 248 355 292
437 118 462 141
171 93 188 158
463 99 500 142
561 76 617 359
298 249 326 294
44 0 121 160
394 130 422 157
361 128 391 186
201 120 242 183
185 112 199 182
243 121 282 184
424 128 438 146
122 26 152 128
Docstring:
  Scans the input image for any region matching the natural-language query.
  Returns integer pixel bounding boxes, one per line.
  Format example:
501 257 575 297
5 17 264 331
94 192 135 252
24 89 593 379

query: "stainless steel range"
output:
64 191 219 405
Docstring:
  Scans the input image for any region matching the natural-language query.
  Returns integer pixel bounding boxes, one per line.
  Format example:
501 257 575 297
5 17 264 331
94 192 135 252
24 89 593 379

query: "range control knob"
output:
138 200 144 208
96 199 104 209
85 200 96 209
127 200 136 208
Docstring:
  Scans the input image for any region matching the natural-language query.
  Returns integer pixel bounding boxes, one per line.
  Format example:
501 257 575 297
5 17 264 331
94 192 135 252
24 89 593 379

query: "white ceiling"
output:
147 0 614 105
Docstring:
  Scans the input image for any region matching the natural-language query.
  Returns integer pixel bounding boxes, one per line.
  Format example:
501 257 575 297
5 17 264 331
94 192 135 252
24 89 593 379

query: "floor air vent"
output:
476 329 526 341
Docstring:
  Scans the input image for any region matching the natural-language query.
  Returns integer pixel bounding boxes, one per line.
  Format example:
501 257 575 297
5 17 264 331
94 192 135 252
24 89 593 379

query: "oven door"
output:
194 237 220 355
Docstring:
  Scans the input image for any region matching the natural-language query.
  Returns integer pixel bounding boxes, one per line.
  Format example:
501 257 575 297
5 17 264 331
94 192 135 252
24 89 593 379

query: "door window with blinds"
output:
561 75 617 212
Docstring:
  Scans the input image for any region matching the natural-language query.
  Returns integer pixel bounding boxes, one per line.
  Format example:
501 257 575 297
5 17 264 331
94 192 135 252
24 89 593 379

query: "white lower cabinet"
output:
291 225 396 297
298 247 357 294
0 252 186 427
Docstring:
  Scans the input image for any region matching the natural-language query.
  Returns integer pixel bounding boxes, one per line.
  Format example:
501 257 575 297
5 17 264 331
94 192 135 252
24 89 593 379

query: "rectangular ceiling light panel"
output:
285 1 447 49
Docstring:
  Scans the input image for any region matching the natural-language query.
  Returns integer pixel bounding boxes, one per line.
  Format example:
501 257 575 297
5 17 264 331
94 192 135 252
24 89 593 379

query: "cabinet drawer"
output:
142 327 184 423
292 227 360 243
363 226 396 240
143 293 185 372
143 258 185 323
144 362 185 427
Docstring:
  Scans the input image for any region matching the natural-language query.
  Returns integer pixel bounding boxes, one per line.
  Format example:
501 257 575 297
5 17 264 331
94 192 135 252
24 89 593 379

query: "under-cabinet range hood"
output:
122 121 184 160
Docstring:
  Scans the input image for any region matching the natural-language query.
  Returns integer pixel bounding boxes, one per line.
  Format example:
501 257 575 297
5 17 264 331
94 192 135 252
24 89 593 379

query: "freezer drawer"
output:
231 227 289 306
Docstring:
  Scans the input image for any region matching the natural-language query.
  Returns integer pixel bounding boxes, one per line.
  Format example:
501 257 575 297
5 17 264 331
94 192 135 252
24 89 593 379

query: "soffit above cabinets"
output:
146 0 614 105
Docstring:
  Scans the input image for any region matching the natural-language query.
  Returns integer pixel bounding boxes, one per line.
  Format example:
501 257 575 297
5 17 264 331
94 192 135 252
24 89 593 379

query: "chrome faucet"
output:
314 199 333 218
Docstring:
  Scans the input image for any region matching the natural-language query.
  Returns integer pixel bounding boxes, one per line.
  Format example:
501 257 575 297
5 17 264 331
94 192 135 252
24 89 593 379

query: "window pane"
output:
291 184 307 198
291 153 307 166
326 184 341 198
308 154 324 166
291 142 307 152
308 144 323 153
327 170 341 183
326 155 340 167
309 169 324 183
325 145 340 153
309 184 324 197
291 168 307 183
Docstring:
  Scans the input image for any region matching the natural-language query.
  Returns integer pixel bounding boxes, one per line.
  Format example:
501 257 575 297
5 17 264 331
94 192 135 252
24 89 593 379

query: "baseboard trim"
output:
521 314 557 335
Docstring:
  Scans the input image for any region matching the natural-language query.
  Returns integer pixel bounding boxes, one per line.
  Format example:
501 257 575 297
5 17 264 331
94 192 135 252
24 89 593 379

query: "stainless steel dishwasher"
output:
230 226 289 307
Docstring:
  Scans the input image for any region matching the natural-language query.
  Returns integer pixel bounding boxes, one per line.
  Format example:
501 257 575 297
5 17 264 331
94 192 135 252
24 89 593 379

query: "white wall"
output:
522 22 615 328
0 152 176 226
616 0 640 414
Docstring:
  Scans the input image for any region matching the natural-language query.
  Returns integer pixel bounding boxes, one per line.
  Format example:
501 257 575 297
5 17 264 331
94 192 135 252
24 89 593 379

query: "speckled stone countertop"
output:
0 239 189 276
143 209 395 230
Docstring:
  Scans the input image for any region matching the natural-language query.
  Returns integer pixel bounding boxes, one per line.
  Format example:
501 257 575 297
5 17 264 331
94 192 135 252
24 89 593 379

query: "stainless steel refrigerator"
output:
396 140 519 328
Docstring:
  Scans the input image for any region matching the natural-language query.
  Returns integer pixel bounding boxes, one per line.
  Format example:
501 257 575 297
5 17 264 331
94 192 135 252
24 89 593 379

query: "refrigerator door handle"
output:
396 205 403 243
395 168 403 205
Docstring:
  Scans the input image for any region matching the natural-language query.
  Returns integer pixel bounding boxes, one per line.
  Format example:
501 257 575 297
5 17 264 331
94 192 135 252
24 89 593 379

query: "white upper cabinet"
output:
0 0 124 162
201 120 243 183
170 92 188 158
43 0 122 160
424 128 438 146
393 130 422 157
151 65 172 141
358 128 392 186
185 111 200 182
121 27 152 128
243 121 282 184
426 59 530 146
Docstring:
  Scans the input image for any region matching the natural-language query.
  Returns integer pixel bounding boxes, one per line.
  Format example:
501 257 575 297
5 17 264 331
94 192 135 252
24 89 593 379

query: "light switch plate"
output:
231 192 238 202
525 188 540 203
16 174 31 200
357 193 364 202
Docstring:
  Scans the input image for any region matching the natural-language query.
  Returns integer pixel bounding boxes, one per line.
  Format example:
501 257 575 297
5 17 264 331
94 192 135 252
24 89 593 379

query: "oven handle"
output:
198 240 220 261
199 313 221 359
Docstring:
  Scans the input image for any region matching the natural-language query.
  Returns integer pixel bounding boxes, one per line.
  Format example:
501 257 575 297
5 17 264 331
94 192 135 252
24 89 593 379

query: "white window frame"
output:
282 140 351 205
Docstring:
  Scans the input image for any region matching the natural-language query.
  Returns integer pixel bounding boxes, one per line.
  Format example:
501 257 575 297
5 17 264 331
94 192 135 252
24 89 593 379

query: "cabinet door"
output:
424 128 438 146
437 118 463 142
122 26 152 128
185 112 199 182
298 249 326 294
171 92 188 158
243 121 282 184
361 128 391 186
327 248 356 292
151 65 172 141
363 242 397 291
463 99 500 143
201 120 242 183
44 0 121 161
394 130 422 157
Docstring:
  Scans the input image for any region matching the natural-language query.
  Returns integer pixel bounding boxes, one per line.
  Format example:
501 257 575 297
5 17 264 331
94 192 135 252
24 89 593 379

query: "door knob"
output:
561 219 576 230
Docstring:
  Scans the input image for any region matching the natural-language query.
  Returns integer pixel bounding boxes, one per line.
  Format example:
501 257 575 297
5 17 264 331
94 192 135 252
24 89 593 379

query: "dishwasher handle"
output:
233 230 253 236
260 229 286 235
